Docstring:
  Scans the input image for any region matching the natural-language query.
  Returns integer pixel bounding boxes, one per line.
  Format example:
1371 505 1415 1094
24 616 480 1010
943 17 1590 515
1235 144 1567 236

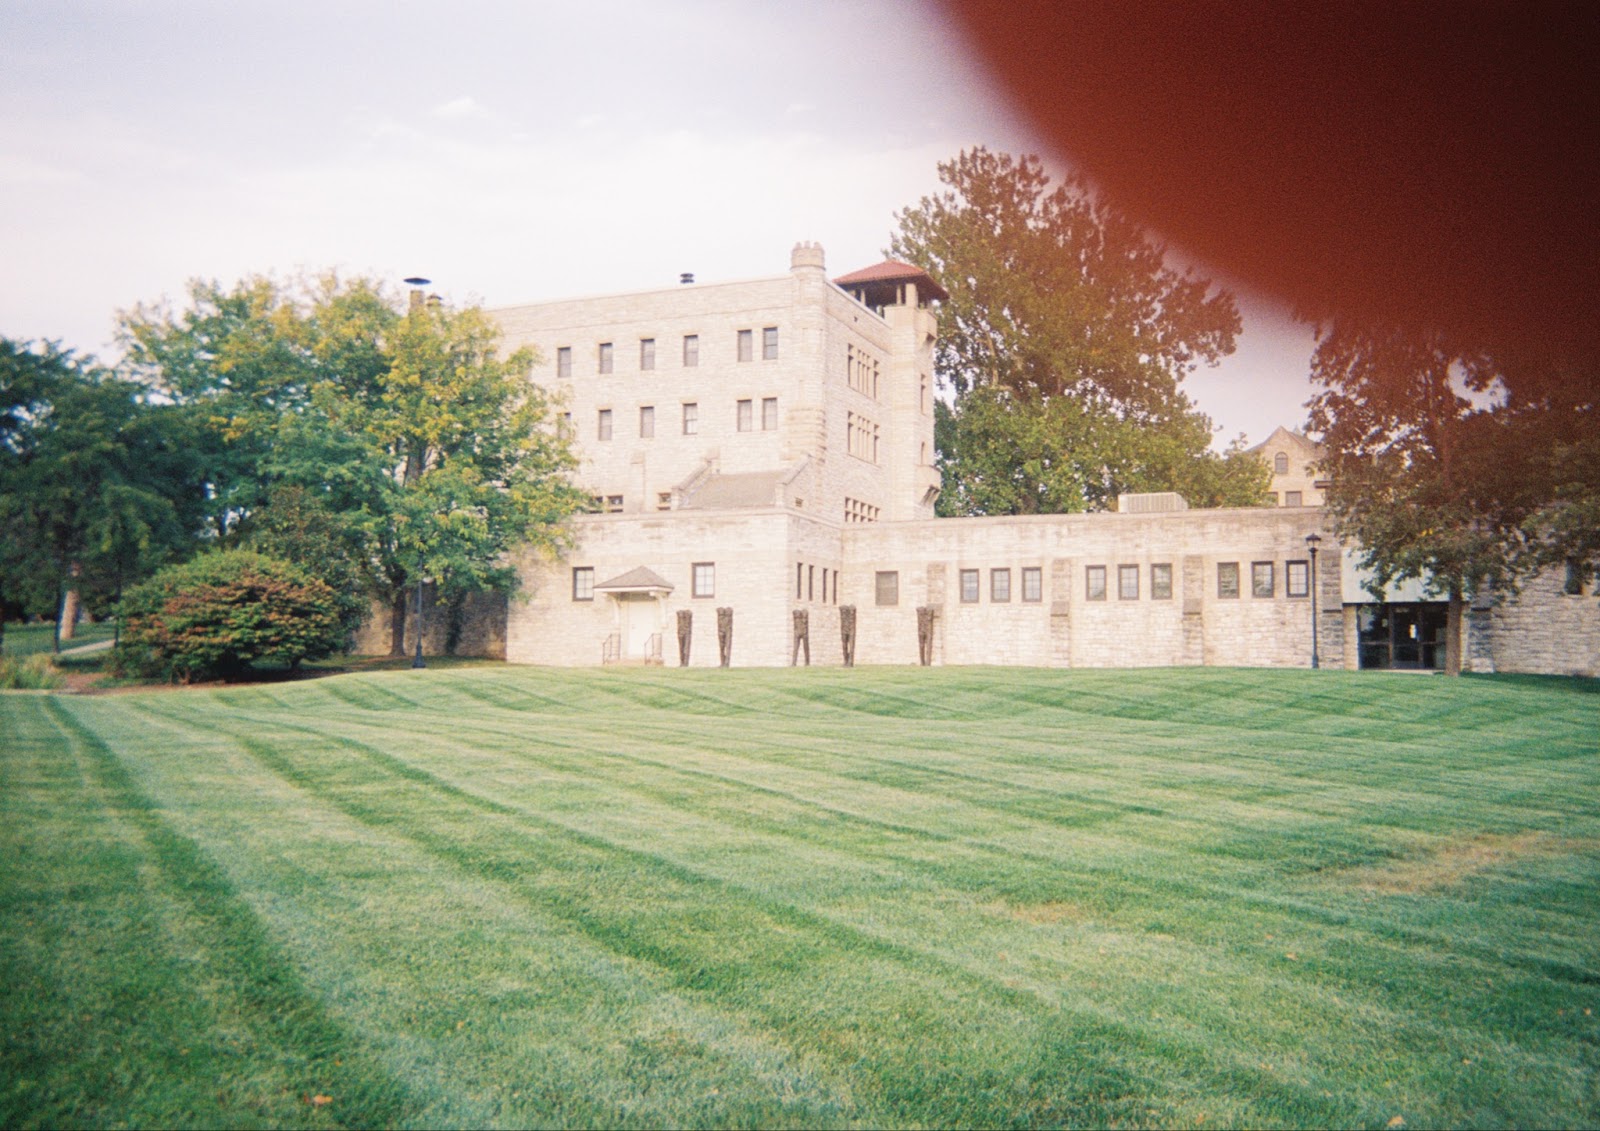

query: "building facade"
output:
485 245 1598 677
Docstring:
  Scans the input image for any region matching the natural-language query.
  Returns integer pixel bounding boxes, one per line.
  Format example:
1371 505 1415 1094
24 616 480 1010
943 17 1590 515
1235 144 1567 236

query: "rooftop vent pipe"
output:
680 272 694 285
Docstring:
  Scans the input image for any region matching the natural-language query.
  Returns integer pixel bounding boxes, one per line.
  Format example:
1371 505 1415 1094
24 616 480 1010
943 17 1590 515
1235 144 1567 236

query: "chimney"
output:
680 272 695 285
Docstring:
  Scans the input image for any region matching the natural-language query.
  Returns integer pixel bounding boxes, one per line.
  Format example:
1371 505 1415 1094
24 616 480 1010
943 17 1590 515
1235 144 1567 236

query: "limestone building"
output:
487 245 1598 677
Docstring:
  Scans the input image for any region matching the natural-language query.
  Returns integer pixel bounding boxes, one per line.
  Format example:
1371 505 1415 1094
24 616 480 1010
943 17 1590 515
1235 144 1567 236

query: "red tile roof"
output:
832 260 949 302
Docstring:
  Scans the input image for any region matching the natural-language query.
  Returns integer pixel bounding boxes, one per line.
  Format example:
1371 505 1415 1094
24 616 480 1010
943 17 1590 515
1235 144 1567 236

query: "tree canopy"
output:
890 148 1268 514
1307 320 1598 675
119 275 586 655
0 340 201 645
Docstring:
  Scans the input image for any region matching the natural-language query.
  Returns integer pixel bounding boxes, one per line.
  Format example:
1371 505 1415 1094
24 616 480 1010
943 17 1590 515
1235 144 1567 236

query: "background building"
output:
481 245 1597 677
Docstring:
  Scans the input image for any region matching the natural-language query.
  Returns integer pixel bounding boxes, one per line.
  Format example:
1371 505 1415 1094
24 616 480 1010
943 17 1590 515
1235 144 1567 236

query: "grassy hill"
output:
3 666 1596 1128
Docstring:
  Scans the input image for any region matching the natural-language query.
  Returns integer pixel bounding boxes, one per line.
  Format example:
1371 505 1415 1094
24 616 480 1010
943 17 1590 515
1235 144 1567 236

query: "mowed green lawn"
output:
3 667 1596 1129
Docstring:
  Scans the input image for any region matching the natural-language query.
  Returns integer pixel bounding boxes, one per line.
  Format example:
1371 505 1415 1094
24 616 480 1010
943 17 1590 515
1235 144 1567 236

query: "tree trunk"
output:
389 590 408 657
58 584 81 643
1444 588 1464 676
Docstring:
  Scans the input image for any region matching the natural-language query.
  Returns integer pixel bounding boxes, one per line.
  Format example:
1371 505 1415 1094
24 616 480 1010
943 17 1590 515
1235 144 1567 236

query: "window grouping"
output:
846 411 880 462
556 332 712 375
846 344 881 399
1212 560 1307 600
737 327 779 362
843 497 880 524
796 561 838 604
961 566 1042 603
1083 563 1175 601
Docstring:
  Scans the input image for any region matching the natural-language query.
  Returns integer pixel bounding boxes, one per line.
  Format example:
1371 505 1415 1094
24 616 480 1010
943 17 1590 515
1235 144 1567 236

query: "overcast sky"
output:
1 0 1316 447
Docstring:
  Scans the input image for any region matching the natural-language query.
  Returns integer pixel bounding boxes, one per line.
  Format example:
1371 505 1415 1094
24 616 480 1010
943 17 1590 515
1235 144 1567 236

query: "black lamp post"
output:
1305 532 1323 669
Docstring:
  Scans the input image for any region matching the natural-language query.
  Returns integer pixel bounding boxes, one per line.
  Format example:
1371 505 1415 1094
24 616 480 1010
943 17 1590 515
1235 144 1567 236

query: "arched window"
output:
1273 452 1288 474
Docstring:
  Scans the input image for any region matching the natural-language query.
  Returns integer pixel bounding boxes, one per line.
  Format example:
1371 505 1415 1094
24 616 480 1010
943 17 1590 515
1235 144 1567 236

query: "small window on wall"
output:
605 495 623 513
1287 560 1310 598
1252 561 1275 598
1565 558 1588 595
657 491 672 511
991 568 1011 602
737 399 753 432
572 567 594 601
597 408 613 440
1022 566 1042 602
1285 490 1303 507
640 338 656 370
875 570 899 606
1274 452 1288 474
1151 563 1173 600
1218 562 1240 599
683 334 699 366
639 405 655 438
808 565 814 600
960 569 979 603
598 342 614 374
762 397 778 430
1086 565 1107 601
682 402 698 435
1118 565 1139 600
692 562 715 598
556 346 572 379
737 329 753 362
796 562 804 600
763 326 779 359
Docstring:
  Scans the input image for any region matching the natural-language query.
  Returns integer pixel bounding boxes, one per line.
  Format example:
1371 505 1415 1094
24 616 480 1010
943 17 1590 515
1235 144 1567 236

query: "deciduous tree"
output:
891 148 1264 514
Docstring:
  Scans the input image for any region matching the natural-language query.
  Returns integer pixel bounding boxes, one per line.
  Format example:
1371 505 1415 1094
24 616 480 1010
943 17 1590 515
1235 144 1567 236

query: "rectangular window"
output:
1287 559 1310 598
808 564 814 601
960 568 980 603
657 491 672 511
1218 562 1240 599
640 338 656 370
737 398 753 432
920 374 929 413
572 567 594 601
605 495 623 513
737 329 753 362
682 334 699 366
1151 563 1173 600
1119 564 1140 600
682 402 698 435
556 346 572 379
762 396 778 430
598 342 613 374
875 570 899 606
692 562 715 599
1086 565 1107 601
762 326 779 359
1565 558 1587 596
639 405 654 438
597 408 612 440
1252 561 1275 598
796 562 804 599
1285 490 1303 507
1022 566 1042 602
991 568 1011 602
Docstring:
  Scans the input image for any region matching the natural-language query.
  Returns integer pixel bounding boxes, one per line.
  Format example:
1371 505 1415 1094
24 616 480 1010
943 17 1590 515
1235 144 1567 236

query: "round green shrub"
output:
113 551 345 681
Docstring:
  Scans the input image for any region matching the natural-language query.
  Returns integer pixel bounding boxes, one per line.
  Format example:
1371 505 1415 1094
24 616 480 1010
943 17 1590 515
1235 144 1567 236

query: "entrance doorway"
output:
1355 603 1448 669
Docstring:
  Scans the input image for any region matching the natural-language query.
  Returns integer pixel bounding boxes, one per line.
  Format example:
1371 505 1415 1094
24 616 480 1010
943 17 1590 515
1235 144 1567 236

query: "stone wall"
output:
1469 569 1600 677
